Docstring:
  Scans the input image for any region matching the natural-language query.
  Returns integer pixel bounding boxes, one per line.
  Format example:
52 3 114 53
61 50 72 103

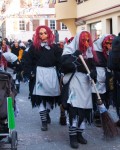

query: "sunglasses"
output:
39 32 47 35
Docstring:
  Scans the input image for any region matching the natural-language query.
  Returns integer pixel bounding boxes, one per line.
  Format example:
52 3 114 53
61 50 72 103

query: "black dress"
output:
24 44 62 108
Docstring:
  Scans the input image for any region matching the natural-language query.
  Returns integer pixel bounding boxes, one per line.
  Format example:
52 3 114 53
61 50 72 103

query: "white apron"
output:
33 66 60 96
63 72 92 109
92 67 106 94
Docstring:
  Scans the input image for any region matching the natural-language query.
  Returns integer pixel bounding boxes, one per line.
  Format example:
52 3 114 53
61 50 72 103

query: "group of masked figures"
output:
1 25 120 149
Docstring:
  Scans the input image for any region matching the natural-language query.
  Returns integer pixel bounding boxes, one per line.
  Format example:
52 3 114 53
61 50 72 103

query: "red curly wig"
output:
102 35 114 59
79 31 93 53
78 31 98 61
33 25 55 50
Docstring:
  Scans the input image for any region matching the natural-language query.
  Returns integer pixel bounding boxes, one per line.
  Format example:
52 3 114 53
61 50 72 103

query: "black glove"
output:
90 68 97 82
73 50 82 57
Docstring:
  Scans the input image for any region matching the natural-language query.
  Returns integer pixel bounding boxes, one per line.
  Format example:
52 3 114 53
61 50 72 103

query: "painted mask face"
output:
81 32 90 49
39 28 48 42
14 41 19 48
103 36 114 55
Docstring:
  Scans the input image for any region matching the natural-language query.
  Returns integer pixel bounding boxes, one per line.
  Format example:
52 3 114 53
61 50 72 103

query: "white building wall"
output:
77 11 120 37
3 0 71 42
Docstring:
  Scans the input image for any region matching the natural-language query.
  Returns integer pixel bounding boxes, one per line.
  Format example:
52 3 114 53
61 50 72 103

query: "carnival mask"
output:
39 28 48 42
102 35 114 55
81 32 90 49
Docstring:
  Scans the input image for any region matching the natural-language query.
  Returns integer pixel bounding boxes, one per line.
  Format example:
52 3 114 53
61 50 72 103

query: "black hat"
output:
112 33 120 51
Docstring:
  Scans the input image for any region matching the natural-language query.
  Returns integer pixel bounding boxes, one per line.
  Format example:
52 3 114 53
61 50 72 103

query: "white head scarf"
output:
62 32 81 55
62 31 93 58
93 34 110 52
2 52 17 63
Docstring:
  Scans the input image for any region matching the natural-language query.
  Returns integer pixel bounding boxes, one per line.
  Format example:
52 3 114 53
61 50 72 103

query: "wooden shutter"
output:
33 20 39 31
26 22 29 31
45 19 48 27
56 21 61 31
13 20 18 31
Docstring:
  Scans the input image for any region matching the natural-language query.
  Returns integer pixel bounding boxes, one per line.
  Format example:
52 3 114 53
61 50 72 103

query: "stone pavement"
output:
0 81 120 150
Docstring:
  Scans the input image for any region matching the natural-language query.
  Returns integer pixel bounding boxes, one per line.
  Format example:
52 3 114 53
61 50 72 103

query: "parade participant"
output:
11 40 24 93
108 33 120 127
23 25 62 131
92 34 115 126
11 40 24 61
61 31 96 149
59 37 74 126
22 39 33 99
0 39 10 71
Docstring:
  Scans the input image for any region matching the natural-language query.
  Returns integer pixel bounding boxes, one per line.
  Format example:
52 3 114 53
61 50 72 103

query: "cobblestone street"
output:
0 81 120 150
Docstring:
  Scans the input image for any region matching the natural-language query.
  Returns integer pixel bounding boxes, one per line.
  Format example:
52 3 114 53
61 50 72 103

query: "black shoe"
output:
77 132 87 144
69 135 79 149
41 121 48 131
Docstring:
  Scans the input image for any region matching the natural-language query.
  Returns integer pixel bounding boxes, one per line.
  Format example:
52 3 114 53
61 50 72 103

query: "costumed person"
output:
54 30 59 44
92 34 115 127
22 39 33 99
23 25 62 131
11 40 24 93
107 33 120 127
59 36 74 126
61 31 96 149
0 39 11 71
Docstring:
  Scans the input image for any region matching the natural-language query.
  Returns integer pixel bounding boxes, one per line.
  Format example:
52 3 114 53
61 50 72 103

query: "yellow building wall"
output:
55 0 77 36
60 19 76 36
77 0 120 17
55 0 76 20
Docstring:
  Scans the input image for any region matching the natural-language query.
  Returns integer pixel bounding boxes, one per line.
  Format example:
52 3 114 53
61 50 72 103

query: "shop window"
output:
90 22 102 41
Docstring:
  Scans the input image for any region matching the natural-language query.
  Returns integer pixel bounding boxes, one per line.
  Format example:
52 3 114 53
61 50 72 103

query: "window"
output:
58 0 67 2
19 20 25 31
76 0 88 4
90 22 102 41
61 23 67 30
49 20 56 30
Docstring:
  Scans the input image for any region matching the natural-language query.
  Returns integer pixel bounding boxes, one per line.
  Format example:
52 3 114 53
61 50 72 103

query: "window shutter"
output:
26 22 29 31
45 19 48 27
56 21 60 31
13 20 18 31
33 20 39 31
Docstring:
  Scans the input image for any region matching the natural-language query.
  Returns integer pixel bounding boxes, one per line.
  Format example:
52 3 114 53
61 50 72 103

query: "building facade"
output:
55 0 120 41
0 0 71 42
